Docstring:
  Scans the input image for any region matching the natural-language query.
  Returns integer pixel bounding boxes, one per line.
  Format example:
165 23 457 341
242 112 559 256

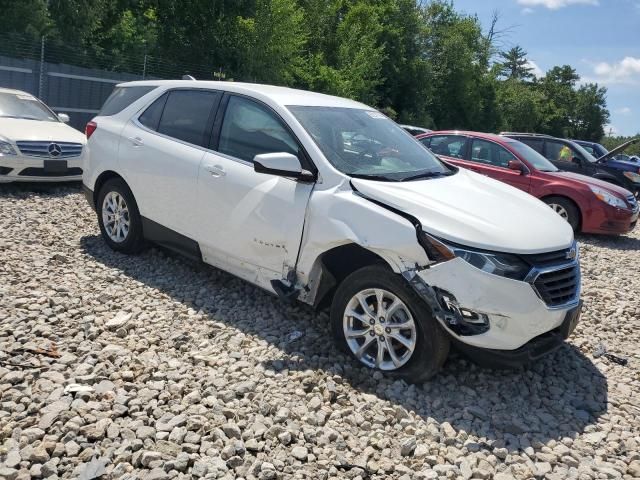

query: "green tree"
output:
498 46 533 80
570 83 609 141
496 79 544 132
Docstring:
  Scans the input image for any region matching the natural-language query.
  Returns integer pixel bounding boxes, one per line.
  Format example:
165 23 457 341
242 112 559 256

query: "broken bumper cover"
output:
453 301 582 368
405 257 581 356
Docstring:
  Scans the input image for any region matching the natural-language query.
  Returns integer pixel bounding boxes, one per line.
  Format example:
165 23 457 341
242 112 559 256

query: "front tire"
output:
544 196 580 232
330 265 449 382
97 178 145 254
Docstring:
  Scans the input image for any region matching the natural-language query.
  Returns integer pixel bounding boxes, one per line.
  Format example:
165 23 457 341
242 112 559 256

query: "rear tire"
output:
97 178 145 254
544 196 580 232
330 265 449 382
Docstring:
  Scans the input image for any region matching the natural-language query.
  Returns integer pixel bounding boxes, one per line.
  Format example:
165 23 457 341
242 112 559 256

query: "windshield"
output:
571 141 598 163
0 92 59 122
506 140 558 172
288 106 452 181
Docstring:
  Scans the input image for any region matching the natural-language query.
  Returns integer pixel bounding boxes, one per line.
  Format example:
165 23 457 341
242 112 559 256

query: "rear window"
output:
100 86 156 116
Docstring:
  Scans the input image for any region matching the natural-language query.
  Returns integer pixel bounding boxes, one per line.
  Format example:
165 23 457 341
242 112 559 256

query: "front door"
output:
545 139 585 174
196 95 314 290
462 138 532 192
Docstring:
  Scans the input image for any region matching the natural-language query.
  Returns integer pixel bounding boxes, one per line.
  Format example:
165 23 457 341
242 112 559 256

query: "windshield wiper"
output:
350 173 400 182
401 171 453 182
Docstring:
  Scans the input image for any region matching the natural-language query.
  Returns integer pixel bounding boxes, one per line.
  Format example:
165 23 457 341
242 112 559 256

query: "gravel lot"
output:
1 184 639 480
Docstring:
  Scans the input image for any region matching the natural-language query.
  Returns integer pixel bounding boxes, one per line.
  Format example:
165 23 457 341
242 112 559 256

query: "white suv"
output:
82 80 582 381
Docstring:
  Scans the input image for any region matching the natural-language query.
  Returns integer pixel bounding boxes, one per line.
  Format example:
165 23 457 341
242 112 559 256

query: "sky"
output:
452 0 640 137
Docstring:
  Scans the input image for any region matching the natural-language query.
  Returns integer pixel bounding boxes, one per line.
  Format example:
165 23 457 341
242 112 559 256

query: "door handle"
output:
205 164 226 177
129 136 144 147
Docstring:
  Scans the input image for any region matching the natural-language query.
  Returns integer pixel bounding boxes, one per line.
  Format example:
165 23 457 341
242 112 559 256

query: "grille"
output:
521 248 572 267
533 265 580 307
19 167 82 177
16 141 83 159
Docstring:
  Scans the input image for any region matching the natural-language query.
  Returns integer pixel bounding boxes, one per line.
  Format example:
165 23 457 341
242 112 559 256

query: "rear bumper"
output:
582 203 638 234
453 301 582 368
0 154 83 183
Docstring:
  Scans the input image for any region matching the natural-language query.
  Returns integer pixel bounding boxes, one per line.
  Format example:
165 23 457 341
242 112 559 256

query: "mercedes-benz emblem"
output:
48 143 62 157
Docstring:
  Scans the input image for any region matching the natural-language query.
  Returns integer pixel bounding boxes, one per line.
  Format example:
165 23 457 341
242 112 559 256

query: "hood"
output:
598 137 639 162
351 169 574 254
0 118 86 143
551 171 633 197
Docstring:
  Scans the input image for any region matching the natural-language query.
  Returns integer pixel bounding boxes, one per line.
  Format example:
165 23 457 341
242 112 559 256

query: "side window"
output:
546 140 574 162
470 139 516 168
138 93 168 131
581 145 595 156
522 138 544 153
218 96 300 163
428 135 467 159
157 90 220 146
100 86 156 116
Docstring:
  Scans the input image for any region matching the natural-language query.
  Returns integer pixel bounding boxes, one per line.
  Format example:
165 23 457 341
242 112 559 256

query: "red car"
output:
416 131 639 234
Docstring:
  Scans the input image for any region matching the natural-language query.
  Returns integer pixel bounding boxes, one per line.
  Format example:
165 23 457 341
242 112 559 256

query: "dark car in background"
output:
502 133 640 197
417 131 638 234
574 138 640 168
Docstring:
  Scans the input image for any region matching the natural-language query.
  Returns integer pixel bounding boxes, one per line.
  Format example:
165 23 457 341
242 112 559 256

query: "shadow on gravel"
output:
0 182 81 197
80 234 608 454
578 232 640 251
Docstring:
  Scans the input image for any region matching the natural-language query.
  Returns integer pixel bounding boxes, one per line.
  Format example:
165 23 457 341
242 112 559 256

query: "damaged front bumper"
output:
404 257 581 364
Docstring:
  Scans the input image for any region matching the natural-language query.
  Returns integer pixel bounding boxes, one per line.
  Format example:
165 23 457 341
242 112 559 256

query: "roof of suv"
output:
0 87 30 95
417 130 516 144
116 80 372 110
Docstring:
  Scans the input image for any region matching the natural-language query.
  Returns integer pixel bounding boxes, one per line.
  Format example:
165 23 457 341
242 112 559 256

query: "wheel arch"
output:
540 193 583 230
93 170 130 209
305 243 393 311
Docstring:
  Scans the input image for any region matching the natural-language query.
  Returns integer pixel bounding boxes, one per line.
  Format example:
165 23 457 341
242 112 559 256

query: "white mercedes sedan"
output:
0 88 85 183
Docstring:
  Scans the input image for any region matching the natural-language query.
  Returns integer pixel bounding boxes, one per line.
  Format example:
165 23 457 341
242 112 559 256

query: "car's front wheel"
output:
330 265 449 382
97 178 145 254
544 196 580 232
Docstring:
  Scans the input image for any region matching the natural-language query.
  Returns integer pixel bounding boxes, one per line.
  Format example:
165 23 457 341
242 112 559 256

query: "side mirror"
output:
253 152 314 181
57 113 70 123
507 160 525 173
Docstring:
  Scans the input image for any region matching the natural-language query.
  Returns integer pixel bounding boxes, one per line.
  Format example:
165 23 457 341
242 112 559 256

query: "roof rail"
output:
500 132 553 138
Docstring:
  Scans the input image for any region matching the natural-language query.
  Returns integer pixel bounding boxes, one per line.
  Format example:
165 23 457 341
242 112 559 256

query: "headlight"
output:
623 170 640 183
419 232 530 280
589 185 627 209
0 141 16 156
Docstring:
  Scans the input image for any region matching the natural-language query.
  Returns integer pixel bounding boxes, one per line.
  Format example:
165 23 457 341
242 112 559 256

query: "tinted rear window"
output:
100 86 156 116
157 90 220 146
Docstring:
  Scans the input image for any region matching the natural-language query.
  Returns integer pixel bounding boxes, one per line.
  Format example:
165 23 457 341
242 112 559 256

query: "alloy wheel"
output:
102 191 130 243
343 288 417 370
548 203 569 220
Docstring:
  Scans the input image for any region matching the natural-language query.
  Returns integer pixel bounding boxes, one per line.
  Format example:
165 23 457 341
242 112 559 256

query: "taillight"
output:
85 121 97 139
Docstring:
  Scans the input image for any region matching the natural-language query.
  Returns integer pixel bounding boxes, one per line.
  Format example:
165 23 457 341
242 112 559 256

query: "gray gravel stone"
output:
1 186 638 480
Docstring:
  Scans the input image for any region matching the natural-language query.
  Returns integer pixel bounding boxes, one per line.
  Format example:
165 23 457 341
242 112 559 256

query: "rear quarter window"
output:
100 86 156 116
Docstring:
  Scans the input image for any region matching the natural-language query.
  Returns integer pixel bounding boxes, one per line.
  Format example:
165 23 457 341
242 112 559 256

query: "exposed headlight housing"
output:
589 185 627 209
0 141 17 156
419 232 531 280
623 170 640 184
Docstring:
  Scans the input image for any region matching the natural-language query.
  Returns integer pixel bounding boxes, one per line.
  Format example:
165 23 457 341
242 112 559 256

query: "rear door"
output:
463 138 531 192
121 88 221 238
419 134 469 166
195 94 314 289
544 139 584 174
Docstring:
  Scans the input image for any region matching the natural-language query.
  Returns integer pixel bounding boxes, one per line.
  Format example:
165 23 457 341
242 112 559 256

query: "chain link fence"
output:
0 34 227 131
